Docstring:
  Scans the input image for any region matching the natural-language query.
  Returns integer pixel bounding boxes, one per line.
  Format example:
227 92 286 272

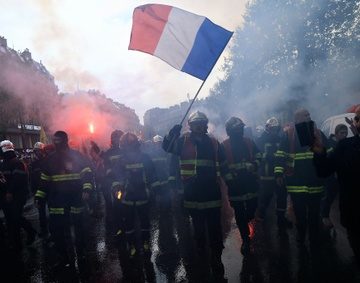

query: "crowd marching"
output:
0 106 359 282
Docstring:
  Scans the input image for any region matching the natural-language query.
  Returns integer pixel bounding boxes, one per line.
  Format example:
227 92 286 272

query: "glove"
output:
169 124 182 138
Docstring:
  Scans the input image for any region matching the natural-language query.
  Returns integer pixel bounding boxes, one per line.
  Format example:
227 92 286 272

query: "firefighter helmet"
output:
120 132 140 149
265 117 279 128
34 142 45 150
111 129 124 140
153 135 163 143
0 140 14 152
188 111 208 124
225 117 245 135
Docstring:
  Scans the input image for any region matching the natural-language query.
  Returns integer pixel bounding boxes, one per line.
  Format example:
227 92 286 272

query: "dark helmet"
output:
111 129 124 140
120 132 140 149
53 131 68 144
188 111 208 125
225 117 245 136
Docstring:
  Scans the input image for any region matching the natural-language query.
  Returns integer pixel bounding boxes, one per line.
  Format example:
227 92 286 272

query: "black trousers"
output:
38 199 48 233
49 208 85 263
1 196 35 249
123 203 150 247
258 180 287 219
231 198 257 243
188 207 223 253
290 193 321 244
188 207 225 279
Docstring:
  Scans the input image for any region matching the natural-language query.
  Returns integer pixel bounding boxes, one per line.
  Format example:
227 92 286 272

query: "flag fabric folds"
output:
129 4 233 80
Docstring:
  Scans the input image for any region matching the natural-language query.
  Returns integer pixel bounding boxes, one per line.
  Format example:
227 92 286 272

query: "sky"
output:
0 0 248 122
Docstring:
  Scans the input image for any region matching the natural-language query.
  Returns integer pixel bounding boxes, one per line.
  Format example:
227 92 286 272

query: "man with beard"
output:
312 106 360 265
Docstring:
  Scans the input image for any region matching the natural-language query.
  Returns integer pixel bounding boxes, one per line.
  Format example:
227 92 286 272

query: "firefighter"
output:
112 132 158 260
0 140 37 251
256 117 292 229
275 109 327 251
312 106 360 265
222 117 262 255
29 142 49 238
35 131 93 268
163 111 232 282
149 135 172 211
101 129 123 226
321 124 348 229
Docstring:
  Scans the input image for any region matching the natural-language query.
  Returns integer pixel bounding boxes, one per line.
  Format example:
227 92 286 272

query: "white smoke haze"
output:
210 0 360 131
0 0 249 120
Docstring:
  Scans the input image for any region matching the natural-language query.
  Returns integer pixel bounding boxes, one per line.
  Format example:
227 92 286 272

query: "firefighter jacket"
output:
274 127 327 194
313 135 360 228
255 131 281 181
102 146 123 180
0 152 28 201
146 143 170 186
35 149 93 214
222 136 261 201
112 150 158 206
163 132 232 210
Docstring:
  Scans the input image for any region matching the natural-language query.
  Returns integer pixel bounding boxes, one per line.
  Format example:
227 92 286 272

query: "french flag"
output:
129 4 233 80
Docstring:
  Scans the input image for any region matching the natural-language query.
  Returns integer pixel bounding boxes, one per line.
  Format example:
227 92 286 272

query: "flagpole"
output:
179 79 207 125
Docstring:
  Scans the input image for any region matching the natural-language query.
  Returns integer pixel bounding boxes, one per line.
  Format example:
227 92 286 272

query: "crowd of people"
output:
0 106 359 282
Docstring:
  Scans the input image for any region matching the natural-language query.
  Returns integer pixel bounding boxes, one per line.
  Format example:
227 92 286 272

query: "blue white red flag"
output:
129 4 233 80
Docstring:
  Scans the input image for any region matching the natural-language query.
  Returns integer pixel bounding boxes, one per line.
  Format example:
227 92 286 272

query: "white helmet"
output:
153 135 163 143
188 111 208 124
34 142 45 150
0 140 14 152
265 117 279 128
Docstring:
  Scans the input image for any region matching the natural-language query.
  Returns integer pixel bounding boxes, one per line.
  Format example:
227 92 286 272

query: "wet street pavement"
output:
1 192 360 283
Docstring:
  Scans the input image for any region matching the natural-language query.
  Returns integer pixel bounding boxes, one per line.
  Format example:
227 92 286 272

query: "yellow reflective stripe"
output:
184 200 222 209
70 206 84 214
126 163 143 169
83 182 93 190
152 157 167 161
122 200 149 206
52 174 81 181
230 193 258 201
49 207 64 215
229 163 246 170
151 181 161 188
80 167 92 175
168 176 176 181
109 155 122 161
41 173 51 181
106 169 112 175
180 170 196 175
287 186 324 193
180 159 215 167
260 176 275 180
327 148 334 153
180 160 195 165
224 173 233 181
293 152 314 160
35 190 46 198
274 167 284 173
275 151 286 157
